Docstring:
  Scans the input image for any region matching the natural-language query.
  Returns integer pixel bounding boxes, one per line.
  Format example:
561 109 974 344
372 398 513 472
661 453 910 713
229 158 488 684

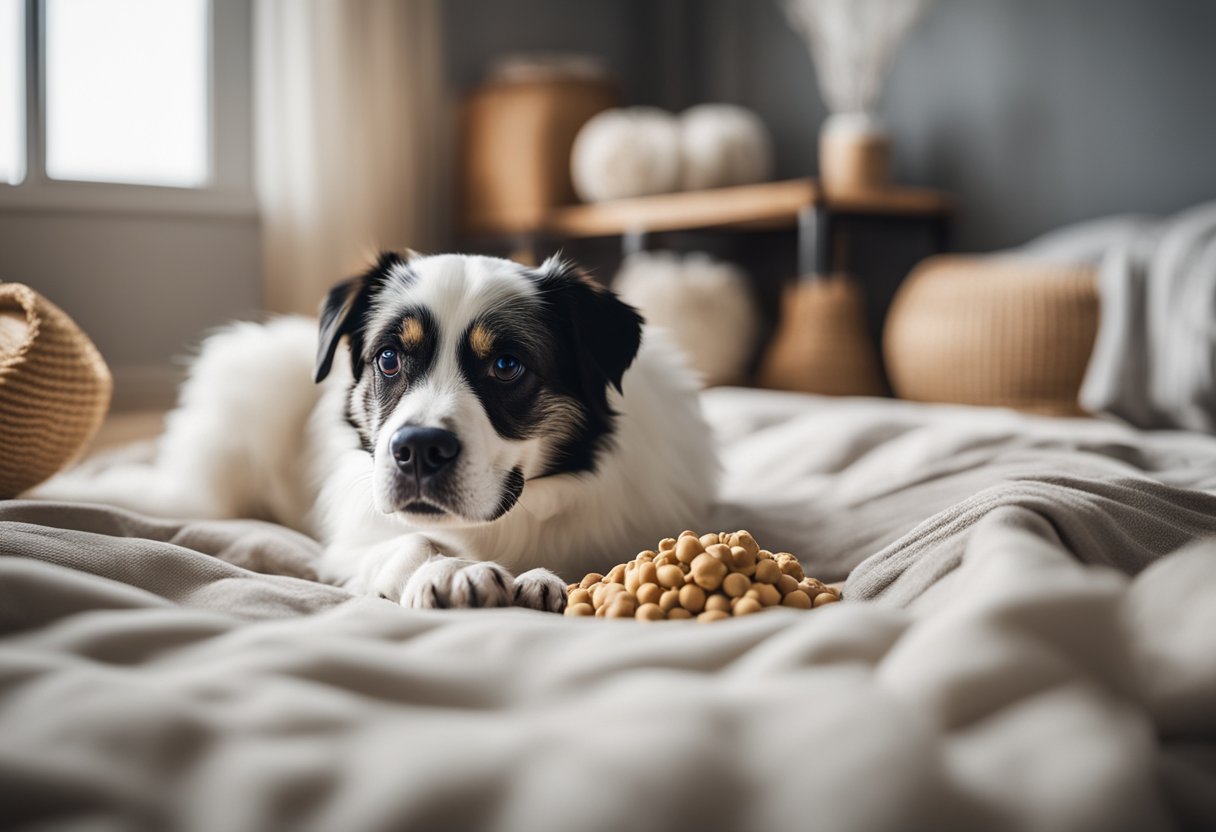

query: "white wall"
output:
0 209 260 409
0 0 260 410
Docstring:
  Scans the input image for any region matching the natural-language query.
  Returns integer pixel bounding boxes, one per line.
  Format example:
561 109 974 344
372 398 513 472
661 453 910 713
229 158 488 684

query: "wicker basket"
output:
883 255 1098 415
757 275 886 396
0 283 112 497
460 77 618 235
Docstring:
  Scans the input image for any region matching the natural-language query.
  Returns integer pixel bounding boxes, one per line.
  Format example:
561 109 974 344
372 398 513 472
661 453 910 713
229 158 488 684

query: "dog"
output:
39 252 718 610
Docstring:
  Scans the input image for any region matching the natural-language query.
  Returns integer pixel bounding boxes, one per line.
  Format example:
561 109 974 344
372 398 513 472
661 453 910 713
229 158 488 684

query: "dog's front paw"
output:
400 558 514 609
513 568 567 613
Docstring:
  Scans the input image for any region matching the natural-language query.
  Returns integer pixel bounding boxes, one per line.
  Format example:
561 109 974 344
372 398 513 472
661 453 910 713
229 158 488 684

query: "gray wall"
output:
446 0 1216 252
723 0 1216 250
442 0 685 109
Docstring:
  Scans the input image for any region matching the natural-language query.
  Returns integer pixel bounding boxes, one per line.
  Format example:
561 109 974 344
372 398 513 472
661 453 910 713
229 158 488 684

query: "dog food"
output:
565 530 840 621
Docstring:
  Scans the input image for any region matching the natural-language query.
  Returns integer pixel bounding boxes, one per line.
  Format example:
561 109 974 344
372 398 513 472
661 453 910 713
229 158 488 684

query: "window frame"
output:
0 0 255 218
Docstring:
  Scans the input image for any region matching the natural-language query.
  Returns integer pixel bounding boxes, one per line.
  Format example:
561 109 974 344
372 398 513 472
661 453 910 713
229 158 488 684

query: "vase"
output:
818 111 890 194
757 274 886 397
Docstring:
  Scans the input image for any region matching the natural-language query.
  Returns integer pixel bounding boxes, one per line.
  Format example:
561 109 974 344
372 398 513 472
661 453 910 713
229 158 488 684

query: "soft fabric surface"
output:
1021 201 1216 432
3 390 1216 831
707 389 1216 605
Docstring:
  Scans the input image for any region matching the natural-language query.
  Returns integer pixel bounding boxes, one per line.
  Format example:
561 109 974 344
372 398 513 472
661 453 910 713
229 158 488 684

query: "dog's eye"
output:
490 354 524 382
377 349 401 377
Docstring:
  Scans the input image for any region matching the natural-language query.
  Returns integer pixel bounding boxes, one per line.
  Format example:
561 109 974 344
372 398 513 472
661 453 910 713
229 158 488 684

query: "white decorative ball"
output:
614 251 760 387
570 107 682 203
678 104 774 191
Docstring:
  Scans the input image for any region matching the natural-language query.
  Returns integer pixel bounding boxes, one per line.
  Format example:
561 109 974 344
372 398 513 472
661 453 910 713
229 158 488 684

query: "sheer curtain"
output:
255 0 449 315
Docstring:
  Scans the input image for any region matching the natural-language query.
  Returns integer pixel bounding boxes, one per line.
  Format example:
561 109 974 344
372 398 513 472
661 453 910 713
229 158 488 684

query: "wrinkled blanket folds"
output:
2 389 1216 831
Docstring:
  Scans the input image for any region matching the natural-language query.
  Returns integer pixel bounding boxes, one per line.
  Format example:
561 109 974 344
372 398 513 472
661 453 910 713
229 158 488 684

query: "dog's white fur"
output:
38 255 718 609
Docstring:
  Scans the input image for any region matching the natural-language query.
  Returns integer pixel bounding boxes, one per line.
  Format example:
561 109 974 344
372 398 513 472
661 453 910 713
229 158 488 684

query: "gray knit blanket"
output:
1022 201 1216 431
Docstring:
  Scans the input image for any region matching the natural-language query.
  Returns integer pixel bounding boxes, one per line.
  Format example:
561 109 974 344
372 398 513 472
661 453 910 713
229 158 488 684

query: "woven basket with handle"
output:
0 283 112 497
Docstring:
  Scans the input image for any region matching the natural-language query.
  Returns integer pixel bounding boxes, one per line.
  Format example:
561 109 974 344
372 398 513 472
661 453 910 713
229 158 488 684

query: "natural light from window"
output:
0 0 23 185
45 0 208 187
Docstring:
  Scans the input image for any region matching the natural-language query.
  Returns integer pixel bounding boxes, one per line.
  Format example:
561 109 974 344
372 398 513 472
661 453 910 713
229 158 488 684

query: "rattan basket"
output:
0 283 111 497
883 255 1098 415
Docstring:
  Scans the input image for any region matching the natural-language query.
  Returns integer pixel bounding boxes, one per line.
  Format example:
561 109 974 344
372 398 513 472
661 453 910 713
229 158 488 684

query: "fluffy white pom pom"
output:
613 251 760 387
678 104 774 191
570 107 682 203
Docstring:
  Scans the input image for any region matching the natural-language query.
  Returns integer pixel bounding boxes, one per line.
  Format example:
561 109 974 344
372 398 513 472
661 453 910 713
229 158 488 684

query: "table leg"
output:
622 226 649 259
797 204 830 278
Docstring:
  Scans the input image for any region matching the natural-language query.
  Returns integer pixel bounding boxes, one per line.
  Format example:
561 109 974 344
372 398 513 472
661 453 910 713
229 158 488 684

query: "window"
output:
0 0 23 185
0 0 253 214
45 0 209 187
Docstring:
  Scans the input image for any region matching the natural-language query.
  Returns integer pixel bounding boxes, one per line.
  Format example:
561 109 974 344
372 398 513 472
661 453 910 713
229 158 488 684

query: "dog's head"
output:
315 252 643 527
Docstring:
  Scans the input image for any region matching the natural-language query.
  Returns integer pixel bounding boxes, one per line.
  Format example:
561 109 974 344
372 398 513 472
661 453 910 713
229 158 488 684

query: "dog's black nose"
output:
390 426 461 477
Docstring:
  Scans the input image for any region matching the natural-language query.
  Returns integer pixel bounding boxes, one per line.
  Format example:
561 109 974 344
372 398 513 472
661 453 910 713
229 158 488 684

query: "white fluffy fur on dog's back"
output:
38 317 323 531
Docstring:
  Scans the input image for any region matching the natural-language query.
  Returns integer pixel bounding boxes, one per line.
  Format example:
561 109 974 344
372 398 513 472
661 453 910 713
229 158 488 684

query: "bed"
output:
2 388 1214 831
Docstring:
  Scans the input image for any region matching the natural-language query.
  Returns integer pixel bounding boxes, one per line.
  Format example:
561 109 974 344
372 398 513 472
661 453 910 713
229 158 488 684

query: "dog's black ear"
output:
315 252 407 383
534 256 644 408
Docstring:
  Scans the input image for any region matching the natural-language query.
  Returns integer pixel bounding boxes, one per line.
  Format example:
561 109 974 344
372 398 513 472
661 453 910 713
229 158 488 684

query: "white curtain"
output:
255 0 449 316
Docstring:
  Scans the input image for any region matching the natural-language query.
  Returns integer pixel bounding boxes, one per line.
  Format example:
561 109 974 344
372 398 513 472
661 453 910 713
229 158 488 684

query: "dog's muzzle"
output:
390 426 461 479
386 425 463 516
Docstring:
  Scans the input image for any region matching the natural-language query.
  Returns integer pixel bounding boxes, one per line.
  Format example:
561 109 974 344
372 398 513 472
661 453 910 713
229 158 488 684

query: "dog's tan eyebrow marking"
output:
401 316 425 348
469 323 495 358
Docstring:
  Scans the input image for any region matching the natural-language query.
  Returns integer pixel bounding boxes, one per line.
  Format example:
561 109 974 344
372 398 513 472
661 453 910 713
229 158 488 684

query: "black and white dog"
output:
42 253 718 610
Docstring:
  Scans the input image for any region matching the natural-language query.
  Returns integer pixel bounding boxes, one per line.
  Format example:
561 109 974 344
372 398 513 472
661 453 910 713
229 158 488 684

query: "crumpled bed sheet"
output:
1 389 1214 831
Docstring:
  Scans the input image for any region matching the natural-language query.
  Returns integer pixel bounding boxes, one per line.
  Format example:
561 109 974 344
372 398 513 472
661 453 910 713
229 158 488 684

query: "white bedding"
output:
2 389 1215 831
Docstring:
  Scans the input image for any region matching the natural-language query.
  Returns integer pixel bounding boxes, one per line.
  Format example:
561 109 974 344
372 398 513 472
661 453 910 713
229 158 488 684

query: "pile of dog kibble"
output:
565 530 840 622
